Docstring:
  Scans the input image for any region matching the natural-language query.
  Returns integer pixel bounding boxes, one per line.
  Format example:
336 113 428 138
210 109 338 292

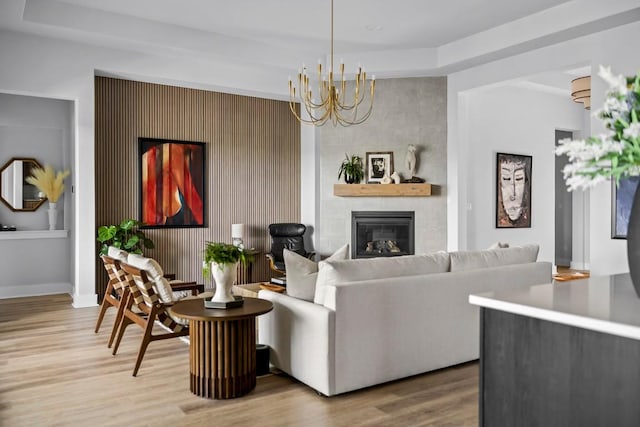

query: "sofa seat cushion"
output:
313 251 451 305
284 244 349 302
450 244 539 272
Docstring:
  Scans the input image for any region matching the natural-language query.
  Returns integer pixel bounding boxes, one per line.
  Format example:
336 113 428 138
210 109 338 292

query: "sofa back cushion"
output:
449 244 539 272
284 244 349 302
314 251 450 305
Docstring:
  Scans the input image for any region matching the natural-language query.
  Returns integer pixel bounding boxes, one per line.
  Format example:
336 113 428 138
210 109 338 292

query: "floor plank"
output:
0 294 479 426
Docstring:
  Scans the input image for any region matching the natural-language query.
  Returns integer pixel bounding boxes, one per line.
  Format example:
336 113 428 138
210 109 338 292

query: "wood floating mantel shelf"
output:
333 183 432 197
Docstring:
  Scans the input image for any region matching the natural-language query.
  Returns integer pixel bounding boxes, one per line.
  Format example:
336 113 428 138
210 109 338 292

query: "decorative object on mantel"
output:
366 151 393 184
556 65 640 295
25 165 70 230
96 218 155 256
288 0 375 126
203 241 252 307
337 154 364 184
401 144 426 183
380 174 392 184
391 172 401 184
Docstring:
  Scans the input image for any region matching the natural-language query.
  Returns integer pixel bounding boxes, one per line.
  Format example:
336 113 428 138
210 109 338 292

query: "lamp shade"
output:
571 76 591 110
231 223 244 239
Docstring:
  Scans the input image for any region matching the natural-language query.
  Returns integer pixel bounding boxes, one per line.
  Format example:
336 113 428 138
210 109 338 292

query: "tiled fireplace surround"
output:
315 77 448 257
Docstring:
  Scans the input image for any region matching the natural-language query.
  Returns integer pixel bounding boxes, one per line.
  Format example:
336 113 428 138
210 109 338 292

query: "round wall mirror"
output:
0 158 46 212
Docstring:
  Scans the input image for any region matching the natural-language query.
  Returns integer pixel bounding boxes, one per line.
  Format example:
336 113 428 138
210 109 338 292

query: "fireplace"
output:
351 211 415 259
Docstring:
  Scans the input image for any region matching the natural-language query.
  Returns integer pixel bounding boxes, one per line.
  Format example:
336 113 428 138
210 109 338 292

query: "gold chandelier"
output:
288 0 375 126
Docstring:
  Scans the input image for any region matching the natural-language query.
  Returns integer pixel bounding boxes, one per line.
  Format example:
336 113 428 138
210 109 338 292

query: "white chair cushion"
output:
450 244 539 272
284 244 349 302
107 246 129 262
127 253 175 303
313 251 451 305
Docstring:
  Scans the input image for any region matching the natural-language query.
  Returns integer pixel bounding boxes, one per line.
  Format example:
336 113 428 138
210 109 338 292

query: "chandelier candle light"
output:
288 0 375 126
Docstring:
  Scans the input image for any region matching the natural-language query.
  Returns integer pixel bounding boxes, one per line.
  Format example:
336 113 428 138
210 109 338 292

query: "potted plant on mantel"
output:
203 241 251 303
338 154 364 184
96 218 155 256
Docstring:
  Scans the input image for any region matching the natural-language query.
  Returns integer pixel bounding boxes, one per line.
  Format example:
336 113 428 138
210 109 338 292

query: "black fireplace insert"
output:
351 211 415 259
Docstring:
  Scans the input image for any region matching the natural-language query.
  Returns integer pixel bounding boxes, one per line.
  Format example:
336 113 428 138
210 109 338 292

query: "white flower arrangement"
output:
555 65 640 191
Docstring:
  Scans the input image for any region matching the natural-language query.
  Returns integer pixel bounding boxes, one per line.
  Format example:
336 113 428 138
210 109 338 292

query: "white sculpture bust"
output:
406 144 417 178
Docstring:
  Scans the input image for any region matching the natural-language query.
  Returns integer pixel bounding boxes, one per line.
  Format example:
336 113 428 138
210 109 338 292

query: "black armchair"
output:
266 223 315 275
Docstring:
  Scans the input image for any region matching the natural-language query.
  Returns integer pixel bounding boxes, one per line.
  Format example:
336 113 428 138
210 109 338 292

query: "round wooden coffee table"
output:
170 297 273 399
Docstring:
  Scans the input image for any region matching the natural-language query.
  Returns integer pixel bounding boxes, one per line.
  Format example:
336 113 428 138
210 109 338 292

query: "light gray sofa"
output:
258 245 552 396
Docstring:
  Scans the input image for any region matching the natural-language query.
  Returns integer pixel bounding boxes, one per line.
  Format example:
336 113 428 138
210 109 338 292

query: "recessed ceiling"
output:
54 0 573 51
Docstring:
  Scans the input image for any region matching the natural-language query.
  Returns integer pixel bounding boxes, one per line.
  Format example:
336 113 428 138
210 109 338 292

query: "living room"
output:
1 0 640 425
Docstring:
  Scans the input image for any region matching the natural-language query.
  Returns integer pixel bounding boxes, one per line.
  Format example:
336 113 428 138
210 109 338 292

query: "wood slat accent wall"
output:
95 77 300 298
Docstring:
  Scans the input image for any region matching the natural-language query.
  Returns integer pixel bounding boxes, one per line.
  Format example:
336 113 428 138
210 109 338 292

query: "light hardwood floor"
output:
0 294 478 426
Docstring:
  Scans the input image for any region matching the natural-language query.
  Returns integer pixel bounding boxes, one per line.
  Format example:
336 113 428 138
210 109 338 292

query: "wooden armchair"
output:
113 256 211 376
95 248 203 350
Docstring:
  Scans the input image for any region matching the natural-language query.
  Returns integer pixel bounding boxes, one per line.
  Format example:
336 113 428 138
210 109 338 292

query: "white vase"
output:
48 202 58 230
210 261 238 303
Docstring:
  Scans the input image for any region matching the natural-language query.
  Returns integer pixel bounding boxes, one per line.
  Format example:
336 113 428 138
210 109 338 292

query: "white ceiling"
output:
0 0 638 96
53 0 573 51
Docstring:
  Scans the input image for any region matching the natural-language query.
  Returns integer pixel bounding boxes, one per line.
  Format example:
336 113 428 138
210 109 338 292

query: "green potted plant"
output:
97 218 155 256
338 154 364 184
203 242 252 303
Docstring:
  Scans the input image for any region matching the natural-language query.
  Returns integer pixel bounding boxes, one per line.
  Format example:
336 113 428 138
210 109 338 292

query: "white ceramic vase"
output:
48 202 58 230
210 261 238 303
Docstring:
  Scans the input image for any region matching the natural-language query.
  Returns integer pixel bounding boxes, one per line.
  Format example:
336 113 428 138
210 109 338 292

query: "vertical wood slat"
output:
95 77 301 299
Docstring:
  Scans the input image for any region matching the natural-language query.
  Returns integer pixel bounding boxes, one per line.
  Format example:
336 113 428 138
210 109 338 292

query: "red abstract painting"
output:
139 138 205 227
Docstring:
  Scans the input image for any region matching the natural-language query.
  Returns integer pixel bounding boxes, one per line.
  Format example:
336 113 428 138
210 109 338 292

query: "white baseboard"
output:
72 292 98 308
0 282 72 299
570 261 590 270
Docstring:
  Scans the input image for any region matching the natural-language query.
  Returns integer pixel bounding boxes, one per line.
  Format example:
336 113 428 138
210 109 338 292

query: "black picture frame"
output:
496 152 532 228
612 176 640 239
365 151 394 183
138 137 206 228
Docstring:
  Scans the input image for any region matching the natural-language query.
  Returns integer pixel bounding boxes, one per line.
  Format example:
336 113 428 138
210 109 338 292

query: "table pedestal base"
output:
189 317 256 399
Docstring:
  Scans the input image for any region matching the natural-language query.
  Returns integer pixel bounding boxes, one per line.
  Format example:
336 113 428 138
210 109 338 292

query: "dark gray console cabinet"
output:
479 307 640 426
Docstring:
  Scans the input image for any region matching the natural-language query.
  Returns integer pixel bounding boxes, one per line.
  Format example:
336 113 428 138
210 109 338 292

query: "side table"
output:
170 297 273 399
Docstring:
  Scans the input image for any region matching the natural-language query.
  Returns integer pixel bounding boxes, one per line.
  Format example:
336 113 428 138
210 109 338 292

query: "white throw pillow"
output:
450 244 539 272
126 253 175 303
284 244 349 302
313 251 451 305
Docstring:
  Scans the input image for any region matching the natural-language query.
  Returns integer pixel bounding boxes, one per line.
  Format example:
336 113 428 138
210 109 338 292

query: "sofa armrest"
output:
258 290 335 396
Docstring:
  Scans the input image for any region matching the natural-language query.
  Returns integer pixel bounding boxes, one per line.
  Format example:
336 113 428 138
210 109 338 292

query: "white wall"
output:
0 93 73 298
464 86 582 263
449 21 640 274
0 29 289 306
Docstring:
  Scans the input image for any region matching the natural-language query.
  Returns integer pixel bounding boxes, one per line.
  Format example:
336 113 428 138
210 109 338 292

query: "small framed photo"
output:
366 151 394 183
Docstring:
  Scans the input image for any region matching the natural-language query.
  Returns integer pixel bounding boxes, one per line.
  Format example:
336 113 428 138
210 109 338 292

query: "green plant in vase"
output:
203 241 253 303
96 218 155 256
338 154 364 184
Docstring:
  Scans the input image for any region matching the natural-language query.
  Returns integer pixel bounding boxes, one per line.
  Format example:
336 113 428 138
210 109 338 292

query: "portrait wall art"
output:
138 137 206 228
496 152 532 228
612 176 640 239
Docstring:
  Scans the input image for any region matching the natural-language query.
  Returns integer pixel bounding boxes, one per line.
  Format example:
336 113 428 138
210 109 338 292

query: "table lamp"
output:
231 223 244 248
